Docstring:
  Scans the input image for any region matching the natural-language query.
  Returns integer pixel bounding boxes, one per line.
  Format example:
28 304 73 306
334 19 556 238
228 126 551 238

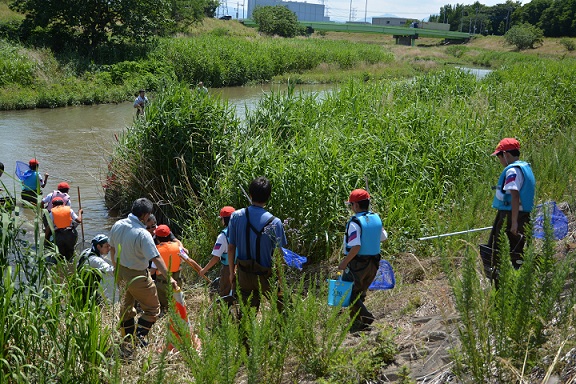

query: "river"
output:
0 84 334 244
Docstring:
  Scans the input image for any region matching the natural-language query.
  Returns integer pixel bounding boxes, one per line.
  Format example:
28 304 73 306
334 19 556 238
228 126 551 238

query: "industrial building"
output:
246 0 329 22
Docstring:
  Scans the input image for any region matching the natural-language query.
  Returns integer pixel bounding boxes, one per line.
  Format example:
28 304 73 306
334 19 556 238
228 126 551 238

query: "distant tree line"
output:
428 0 576 37
2 0 219 60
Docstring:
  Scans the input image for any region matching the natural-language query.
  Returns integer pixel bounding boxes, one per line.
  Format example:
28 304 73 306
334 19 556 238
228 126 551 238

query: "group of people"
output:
3 136 535 347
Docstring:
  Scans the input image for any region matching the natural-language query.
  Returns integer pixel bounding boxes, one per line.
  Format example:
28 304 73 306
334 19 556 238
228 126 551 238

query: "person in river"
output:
0 162 5 204
49 196 82 262
21 158 48 204
42 182 72 242
134 89 149 117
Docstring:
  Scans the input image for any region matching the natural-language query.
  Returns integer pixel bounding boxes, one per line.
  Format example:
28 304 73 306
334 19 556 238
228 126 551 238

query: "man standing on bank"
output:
109 198 178 346
228 176 287 311
339 188 388 330
486 138 536 277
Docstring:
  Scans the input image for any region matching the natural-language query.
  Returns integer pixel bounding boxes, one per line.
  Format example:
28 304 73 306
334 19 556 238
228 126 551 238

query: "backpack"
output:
244 207 276 265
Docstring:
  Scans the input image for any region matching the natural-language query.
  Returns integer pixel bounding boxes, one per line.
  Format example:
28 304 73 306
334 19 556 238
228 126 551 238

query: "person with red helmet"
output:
152 224 183 311
49 196 82 262
21 158 49 204
200 206 236 298
42 182 72 211
41 181 73 242
339 188 388 331
483 138 536 284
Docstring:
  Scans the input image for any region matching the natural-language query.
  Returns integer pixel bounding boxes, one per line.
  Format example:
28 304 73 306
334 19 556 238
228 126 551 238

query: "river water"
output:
0 84 334 243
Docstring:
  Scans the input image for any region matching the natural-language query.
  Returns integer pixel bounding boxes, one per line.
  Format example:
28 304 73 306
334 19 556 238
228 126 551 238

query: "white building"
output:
247 0 329 22
372 17 413 27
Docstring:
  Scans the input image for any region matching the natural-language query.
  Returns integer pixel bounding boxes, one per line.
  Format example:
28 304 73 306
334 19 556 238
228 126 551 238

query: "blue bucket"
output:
327 278 353 307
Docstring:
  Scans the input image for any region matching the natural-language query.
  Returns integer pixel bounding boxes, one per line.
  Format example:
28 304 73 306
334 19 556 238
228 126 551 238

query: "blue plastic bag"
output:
532 201 568 240
369 259 395 290
281 247 307 270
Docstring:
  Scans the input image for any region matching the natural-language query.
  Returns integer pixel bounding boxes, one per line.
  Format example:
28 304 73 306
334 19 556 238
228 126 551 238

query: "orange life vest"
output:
52 206 72 229
157 241 181 273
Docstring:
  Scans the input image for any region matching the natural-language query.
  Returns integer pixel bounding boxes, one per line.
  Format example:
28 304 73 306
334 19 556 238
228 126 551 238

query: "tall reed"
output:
107 57 576 266
0 196 118 382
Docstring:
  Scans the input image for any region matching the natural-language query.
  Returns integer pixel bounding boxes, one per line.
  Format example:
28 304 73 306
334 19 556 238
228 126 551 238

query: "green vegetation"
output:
429 0 576 38
108 58 576 264
0 35 392 109
446 217 576 381
252 5 304 38
504 23 544 50
560 37 576 51
0 202 117 382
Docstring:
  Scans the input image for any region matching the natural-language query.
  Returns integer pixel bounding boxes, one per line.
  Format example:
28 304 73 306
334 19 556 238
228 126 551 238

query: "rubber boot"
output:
135 319 155 347
120 318 136 340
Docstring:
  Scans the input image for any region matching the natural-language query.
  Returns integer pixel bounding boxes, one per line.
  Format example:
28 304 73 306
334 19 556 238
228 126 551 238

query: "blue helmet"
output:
92 234 109 246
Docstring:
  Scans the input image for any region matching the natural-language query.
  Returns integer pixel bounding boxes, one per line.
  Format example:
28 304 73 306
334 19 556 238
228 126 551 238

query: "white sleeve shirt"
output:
345 221 388 249
211 232 229 258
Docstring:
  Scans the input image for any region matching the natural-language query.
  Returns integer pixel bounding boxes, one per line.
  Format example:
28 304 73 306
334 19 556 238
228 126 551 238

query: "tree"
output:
514 0 552 26
504 23 544 49
538 0 576 37
252 5 302 38
171 0 219 27
10 0 172 54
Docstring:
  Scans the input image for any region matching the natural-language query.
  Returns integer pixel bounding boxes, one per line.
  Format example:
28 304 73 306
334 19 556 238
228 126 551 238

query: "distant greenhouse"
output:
247 0 329 22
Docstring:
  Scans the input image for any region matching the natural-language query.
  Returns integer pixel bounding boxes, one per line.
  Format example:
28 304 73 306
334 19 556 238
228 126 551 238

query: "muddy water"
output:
0 84 334 242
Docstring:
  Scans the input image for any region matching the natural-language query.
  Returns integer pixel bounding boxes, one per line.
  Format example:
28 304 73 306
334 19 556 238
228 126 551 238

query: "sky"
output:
217 0 519 22
316 0 516 22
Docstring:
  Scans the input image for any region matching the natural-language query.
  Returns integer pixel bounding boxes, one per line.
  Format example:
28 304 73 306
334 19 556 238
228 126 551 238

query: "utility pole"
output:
473 4 479 35
349 0 353 22
364 0 368 23
505 8 511 33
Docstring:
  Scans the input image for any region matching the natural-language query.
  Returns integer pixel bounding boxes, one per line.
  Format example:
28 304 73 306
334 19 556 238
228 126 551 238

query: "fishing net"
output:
15 161 30 181
369 259 395 290
532 201 568 240
281 247 307 270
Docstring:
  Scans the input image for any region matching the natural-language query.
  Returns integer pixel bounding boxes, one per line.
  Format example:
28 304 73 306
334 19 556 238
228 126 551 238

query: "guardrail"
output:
241 20 471 40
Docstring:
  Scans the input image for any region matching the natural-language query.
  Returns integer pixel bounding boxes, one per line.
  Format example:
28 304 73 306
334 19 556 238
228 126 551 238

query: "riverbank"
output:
1 18 574 110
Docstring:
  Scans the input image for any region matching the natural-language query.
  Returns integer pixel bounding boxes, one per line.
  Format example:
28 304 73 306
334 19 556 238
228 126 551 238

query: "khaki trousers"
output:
155 271 182 309
118 265 160 324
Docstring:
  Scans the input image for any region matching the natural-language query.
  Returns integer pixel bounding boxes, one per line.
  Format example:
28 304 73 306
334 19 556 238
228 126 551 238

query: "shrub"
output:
560 37 576 51
504 23 544 50
252 5 301 38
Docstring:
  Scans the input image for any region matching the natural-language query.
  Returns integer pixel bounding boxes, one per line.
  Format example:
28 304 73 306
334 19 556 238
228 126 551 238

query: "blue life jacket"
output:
22 170 39 192
345 212 382 256
492 161 535 212
220 227 229 266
